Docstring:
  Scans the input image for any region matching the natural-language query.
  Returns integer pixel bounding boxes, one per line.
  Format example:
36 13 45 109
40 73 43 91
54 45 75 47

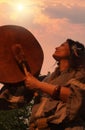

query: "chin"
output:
52 54 60 61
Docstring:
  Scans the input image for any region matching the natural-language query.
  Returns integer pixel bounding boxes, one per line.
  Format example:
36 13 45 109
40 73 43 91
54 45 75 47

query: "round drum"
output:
0 25 44 83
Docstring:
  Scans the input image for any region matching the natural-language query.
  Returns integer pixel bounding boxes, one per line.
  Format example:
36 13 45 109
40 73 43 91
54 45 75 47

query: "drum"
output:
0 25 44 83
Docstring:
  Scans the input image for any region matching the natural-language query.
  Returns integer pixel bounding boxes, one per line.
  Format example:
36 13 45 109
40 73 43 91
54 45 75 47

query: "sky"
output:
0 0 85 75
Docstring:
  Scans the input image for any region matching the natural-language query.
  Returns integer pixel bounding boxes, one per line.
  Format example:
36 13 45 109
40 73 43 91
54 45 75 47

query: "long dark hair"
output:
67 39 85 69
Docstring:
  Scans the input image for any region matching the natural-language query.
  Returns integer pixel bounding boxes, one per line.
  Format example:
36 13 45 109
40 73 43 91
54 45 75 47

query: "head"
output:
53 39 85 68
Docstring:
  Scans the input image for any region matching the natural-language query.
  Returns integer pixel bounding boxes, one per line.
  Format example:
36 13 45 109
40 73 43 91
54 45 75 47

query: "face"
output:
53 41 70 61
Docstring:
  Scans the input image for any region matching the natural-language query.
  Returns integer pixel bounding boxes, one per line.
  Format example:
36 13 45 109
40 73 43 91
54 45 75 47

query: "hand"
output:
25 72 56 96
24 72 41 90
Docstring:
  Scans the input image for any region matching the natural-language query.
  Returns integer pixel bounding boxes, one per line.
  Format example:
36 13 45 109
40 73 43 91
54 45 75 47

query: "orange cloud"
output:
0 0 85 74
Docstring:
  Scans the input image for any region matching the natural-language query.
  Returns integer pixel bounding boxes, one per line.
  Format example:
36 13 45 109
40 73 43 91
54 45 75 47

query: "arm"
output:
25 72 85 122
25 72 71 102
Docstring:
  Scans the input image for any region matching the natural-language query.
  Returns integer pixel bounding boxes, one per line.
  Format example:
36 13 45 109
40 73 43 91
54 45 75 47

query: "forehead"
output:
61 41 69 47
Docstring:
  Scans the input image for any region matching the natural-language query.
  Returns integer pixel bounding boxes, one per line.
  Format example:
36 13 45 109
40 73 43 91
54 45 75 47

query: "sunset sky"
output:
0 0 85 74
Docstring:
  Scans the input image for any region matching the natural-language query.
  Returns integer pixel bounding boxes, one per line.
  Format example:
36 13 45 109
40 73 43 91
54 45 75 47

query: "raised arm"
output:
25 72 71 102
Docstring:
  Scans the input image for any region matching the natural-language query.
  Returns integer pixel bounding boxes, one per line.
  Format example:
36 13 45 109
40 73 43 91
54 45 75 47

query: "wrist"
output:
52 85 61 99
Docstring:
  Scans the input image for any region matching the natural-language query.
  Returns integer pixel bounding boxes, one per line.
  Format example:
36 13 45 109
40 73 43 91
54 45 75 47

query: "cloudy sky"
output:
0 0 85 74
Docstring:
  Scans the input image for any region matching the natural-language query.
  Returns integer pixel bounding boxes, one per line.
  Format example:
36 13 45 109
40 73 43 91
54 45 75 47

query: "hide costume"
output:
29 67 85 130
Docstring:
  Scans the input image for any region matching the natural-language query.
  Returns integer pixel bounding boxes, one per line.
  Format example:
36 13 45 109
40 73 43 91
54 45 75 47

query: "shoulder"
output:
74 67 85 80
43 67 59 82
67 68 85 90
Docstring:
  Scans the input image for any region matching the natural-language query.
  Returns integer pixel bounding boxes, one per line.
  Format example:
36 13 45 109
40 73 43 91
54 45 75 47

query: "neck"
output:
59 59 70 72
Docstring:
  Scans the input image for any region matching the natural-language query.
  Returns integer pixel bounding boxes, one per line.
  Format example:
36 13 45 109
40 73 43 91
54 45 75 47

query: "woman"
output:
25 39 85 130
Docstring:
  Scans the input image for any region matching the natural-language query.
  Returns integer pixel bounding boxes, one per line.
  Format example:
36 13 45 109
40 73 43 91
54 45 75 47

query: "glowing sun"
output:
17 4 24 11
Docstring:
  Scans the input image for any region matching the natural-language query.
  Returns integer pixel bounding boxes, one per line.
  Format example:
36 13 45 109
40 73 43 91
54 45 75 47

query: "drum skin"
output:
0 25 44 83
